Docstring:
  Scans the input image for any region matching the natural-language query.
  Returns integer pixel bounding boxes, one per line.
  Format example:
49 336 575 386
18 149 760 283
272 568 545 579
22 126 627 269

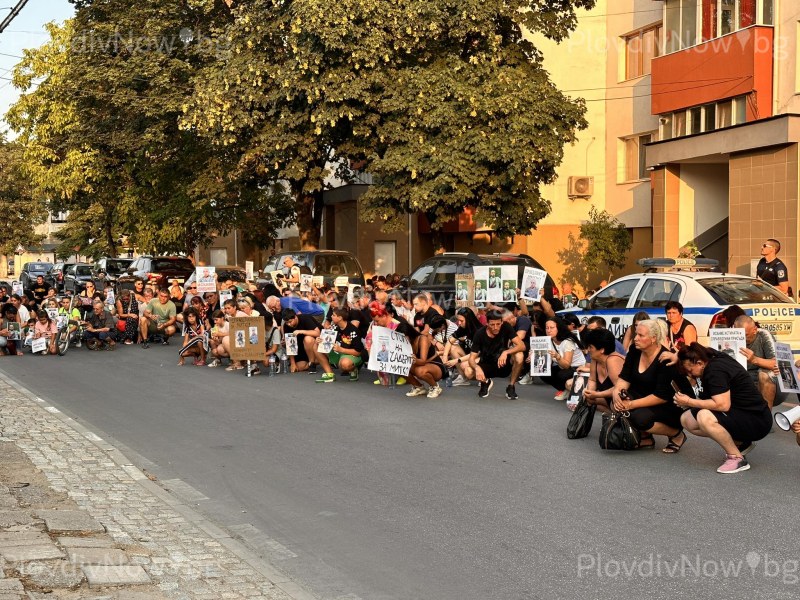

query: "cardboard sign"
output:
454 274 474 309
228 316 266 361
521 267 547 303
530 336 553 376
776 342 800 393
31 337 47 353
196 267 217 293
367 326 413 376
709 328 747 369
473 265 518 304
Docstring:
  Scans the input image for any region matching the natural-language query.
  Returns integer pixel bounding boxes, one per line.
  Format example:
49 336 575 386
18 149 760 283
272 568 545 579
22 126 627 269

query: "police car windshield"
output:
697 278 791 305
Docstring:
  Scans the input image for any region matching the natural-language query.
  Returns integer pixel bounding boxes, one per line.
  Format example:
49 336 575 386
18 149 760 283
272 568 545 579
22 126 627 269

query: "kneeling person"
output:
468 309 525 399
314 308 364 383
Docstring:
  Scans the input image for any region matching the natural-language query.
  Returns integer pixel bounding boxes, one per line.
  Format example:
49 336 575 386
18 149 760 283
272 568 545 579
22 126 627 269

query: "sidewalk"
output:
0 372 314 600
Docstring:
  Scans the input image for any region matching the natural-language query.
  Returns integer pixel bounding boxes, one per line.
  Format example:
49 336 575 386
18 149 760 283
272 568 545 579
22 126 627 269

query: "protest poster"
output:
455 274 474 309
521 267 548 303
6 322 20 340
529 336 552 376
334 276 349 288
285 333 299 356
367 325 414 376
11 281 22 297
245 260 254 281
776 342 800 394
218 289 233 305
31 338 47 354
300 274 313 293
228 316 265 361
270 270 286 290
46 308 59 321
105 288 115 306
319 328 337 354
56 315 68 329
312 275 324 287
347 284 363 305
196 266 217 293
474 265 518 303
709 328 747 369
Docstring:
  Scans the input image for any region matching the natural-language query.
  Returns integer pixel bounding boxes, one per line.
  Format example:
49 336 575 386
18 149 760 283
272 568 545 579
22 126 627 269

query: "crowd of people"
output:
1 262 799 475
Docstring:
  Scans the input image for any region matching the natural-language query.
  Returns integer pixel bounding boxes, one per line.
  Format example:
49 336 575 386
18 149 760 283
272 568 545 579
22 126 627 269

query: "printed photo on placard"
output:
11 281 22 297
529 336 552 376
501 280 517 302
6 322 20 341
248 326 259 345
299 274 313 293
285 333 299 356
196 266 217 294
367 326 413 376
521 267 548 303
709 328 747 369
46 308 59 321
218 289 233 305
271 270 286 290
472 266 490 303
234 330 246 349
776 342 800 393
245 260 254 281
319 328 337 354
454 274 473 308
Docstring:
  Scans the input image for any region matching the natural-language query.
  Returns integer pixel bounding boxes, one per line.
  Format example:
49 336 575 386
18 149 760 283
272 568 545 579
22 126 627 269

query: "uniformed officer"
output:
756 238 790 295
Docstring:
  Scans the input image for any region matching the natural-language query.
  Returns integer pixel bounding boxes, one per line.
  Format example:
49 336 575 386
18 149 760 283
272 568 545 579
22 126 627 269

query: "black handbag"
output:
567 396 596 439
598 410 641 450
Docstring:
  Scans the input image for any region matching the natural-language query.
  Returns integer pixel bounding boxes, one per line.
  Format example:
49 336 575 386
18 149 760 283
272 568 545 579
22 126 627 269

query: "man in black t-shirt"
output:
756 238 790 295
502 304 533 385
313 308 365 382
30 276 51 304
281 308 321 372
468 309 525 399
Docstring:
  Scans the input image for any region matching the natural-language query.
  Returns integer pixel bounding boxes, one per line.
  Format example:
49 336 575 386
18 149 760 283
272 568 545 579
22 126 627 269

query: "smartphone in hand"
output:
670 380 681 394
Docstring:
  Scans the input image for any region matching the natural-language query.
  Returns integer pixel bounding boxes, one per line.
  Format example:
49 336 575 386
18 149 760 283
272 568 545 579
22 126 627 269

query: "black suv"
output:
401 253 558 315
93 257 134 290
116 256 195 291
261 250 365 288
45 262 72 293
20 261 54 291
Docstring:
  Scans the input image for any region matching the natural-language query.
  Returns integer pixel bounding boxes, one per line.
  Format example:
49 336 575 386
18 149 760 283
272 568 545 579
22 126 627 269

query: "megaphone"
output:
775 406 800 431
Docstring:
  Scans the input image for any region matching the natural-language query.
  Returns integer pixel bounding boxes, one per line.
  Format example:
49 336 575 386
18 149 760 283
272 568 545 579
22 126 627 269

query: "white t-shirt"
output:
554 337 586 368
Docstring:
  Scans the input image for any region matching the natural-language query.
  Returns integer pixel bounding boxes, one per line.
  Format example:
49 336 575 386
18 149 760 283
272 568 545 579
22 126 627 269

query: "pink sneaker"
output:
717 454 750 474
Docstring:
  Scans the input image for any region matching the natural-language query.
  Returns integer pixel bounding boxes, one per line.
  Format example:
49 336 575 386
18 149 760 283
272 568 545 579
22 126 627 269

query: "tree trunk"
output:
104 219 117 257
295 190 321 250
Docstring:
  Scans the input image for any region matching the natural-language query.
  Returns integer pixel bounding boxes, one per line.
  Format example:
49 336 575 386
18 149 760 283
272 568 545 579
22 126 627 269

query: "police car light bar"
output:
637 257 720 271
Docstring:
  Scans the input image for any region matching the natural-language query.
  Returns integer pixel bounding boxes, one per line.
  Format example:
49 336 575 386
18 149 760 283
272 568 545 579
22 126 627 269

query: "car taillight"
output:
709 312 727 329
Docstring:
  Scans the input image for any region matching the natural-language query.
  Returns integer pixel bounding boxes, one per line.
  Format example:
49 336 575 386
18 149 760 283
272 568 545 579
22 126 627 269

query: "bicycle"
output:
56 295 84 356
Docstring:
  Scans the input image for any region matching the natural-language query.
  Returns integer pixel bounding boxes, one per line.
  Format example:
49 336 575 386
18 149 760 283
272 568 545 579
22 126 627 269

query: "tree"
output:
578 206 632 280
8 3 294 259
0 137 47 255
185 0 595 249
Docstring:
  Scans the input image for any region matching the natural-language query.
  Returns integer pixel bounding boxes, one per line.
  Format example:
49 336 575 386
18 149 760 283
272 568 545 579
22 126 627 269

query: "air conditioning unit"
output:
568 176 594 198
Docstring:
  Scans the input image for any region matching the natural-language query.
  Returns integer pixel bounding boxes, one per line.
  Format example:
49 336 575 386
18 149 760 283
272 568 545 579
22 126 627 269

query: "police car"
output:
559 258 800 353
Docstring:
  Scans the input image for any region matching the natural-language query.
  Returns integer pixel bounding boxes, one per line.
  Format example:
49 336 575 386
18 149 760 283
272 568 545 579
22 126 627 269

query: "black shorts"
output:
480 355 513 380
690 406 772 443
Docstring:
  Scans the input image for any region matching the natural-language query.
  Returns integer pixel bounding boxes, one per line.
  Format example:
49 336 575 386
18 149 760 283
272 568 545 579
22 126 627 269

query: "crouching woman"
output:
674 343 772 474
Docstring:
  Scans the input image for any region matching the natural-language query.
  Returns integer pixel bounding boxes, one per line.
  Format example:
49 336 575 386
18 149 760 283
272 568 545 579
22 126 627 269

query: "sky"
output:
0 0 75 133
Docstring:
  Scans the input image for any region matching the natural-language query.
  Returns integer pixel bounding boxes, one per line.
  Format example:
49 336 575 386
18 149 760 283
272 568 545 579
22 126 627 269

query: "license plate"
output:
762 321 793 335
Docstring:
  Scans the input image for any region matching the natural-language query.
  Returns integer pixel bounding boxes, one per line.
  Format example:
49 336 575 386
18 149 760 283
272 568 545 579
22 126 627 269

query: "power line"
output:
0 0 31 35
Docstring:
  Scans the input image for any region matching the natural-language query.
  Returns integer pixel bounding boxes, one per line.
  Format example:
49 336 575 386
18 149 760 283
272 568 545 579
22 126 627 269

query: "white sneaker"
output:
427 385 443 398
405 386 428 397
451 374 471 387
517 374 533 386
554 389 570 401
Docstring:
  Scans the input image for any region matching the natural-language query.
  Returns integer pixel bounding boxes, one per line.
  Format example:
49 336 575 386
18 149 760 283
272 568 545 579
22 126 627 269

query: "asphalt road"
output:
3 345 800 600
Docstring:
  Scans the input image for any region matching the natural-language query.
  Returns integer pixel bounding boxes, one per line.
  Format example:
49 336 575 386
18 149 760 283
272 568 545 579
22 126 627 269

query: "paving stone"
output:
57 536 115 549
0 513 33 529
36 511 104 535
82 565 151 587
0 581 22 592
0 533 64 562
17 560 85 590
66 548 129 566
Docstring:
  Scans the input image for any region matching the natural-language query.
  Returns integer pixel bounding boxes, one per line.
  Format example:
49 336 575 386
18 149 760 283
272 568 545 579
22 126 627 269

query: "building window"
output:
665 0 773 52
624 24 662 79
658 95 748 139
622 133 653 182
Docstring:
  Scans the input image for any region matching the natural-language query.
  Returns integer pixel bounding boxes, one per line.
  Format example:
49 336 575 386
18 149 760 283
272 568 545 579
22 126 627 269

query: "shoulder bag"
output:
598 410 641 451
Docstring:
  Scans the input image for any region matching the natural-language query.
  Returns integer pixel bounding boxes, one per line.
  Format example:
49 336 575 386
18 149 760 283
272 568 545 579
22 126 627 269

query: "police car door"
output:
632 276 684 327
584 278 642 340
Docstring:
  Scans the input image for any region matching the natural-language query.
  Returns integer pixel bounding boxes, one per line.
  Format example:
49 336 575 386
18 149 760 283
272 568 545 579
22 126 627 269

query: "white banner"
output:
521 267 548 303
709 328 747 369
529 336 552 376
776 342 800 393
368 326 413 376
196 267 217 293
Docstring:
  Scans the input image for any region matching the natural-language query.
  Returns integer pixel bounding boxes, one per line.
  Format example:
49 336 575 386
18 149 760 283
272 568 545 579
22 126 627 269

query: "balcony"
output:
651 26 773 119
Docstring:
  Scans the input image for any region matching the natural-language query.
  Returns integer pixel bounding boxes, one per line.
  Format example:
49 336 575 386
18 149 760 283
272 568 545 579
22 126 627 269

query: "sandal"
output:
662 430 687 454
637 438 656 450
225 364 244 371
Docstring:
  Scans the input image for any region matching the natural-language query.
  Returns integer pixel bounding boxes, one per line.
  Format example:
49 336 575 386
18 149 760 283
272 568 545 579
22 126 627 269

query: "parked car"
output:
261 251 365 288
559 257 800 352
45 262 72 293
400 252 558 316
20 261 54 292
93 257 134 290
116 256 196 292
63 263 97 294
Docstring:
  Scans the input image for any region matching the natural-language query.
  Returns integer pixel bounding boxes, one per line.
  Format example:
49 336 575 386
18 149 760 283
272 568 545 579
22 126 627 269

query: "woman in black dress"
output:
674 342 772 474
612 319 685 452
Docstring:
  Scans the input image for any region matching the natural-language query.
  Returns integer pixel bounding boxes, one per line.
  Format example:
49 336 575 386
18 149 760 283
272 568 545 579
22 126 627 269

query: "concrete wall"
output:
678 163 729 243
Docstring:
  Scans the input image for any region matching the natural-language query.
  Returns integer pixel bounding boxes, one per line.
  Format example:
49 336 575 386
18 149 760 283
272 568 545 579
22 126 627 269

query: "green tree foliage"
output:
186 0 595 248
579 206 632 280
8 2 294 259
0 137 47 255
